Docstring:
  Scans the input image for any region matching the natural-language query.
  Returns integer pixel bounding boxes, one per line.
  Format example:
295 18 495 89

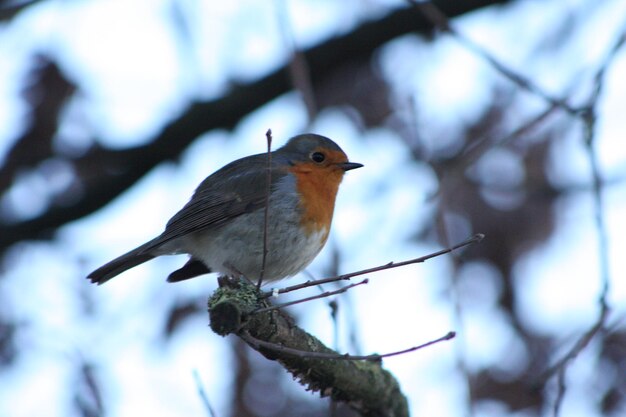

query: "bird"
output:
87 133 362 285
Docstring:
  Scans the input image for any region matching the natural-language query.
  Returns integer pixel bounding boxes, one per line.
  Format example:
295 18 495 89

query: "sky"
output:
1 0 626 417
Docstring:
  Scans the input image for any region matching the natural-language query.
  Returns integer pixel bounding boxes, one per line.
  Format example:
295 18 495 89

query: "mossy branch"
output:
208 278 409 417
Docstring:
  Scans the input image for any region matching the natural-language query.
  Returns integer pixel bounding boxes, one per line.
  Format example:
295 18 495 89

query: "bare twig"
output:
257 129 273 289
192 369 218 417
253 279 369 314
263 233 484 298
240 330 455 361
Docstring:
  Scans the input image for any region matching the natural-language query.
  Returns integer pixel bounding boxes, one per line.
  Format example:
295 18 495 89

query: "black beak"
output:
338 162 363 171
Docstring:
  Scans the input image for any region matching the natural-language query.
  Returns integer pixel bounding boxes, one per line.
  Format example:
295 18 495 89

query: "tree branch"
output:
208 278 410 417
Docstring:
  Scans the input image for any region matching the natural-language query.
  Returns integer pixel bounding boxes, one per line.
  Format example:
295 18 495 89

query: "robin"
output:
87 133 362 285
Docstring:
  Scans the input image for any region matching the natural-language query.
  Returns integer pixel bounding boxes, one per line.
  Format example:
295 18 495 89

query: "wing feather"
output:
146 154 288 249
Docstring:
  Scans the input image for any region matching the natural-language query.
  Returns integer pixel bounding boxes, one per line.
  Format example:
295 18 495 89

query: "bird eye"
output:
310 152 325 163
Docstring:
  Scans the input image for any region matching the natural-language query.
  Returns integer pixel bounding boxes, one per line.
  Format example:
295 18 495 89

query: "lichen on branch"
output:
208 278 409 417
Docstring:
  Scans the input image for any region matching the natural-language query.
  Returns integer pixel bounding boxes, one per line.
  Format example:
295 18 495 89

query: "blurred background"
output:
1 0 625 416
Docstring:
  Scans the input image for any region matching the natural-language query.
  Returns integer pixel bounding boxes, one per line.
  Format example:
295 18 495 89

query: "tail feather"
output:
167 258 211 282
87 244 156 285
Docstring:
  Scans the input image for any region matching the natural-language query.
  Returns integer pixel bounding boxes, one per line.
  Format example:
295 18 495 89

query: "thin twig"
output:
240 330 455 361
263 233 484 298
192 369 218 417
257 129 273 289
253 279 368 314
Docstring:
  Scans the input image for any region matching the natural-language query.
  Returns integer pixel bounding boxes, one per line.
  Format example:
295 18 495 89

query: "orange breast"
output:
289 162 344 239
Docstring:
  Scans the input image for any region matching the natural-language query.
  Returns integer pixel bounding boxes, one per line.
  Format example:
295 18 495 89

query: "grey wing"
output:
146 157 284 249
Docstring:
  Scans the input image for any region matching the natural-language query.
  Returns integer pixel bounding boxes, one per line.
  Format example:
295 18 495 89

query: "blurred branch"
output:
275 0 318 121
543 24 626 417
208 279 409 417
581 23 626 309
409 1 580 115
0 0 509 251
543 313 608 416
73 361 104 417
0 313 17 366
192 369 218 417
0 55 76 192
461 103 560 167
427 90 561 412
0 0 43 21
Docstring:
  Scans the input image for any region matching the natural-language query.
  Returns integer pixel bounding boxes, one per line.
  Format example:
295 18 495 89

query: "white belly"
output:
182 212 328 282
